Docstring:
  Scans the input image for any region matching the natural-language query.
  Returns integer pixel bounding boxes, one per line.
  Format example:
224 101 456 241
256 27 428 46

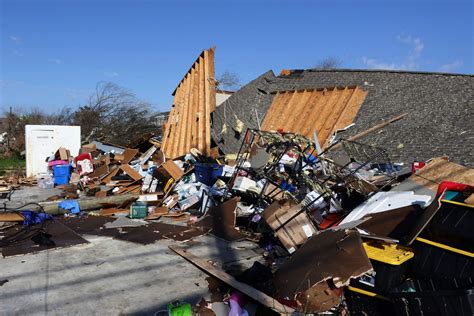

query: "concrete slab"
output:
1 186 263 314
2 186 62 209
0 232 261 315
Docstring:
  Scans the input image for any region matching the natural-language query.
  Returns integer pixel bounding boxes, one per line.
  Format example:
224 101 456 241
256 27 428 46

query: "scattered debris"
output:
1 50 473 315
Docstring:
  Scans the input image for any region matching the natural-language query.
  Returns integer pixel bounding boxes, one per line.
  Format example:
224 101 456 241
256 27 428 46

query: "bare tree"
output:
216 71 241 91
2 82 160 153
73 82 158 145
313 57 342 70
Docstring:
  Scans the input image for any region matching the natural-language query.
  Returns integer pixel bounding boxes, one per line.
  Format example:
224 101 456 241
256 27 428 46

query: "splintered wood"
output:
261 86 367 148
161 47 216 158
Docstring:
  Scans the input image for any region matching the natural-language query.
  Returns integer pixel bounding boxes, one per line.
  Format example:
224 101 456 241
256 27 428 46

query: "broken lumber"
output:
330 113 407 150
168 245 295 315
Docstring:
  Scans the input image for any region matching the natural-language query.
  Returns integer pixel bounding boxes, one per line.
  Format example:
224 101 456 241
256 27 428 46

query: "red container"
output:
412 161 426 174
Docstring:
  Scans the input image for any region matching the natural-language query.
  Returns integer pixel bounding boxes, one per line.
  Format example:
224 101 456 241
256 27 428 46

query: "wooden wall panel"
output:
261 87 367 148
161 47 216 158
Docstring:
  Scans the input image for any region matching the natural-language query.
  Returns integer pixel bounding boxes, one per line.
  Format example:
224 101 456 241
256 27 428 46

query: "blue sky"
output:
1 0 472 113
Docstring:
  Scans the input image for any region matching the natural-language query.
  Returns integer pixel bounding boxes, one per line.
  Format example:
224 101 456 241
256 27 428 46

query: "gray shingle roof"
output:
212 69 474 167
212 70 276 153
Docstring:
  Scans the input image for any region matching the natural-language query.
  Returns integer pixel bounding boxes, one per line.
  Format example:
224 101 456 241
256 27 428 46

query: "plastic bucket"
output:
53 164 71 177
53 164 71 185
194 163 223 186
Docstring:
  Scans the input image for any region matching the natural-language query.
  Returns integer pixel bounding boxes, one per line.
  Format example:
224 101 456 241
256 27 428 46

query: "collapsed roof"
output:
213 69 474 167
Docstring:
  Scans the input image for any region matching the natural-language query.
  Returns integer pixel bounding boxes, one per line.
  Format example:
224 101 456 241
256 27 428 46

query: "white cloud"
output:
362 34 425 71
11 48 24 57
9 35 22 44
439 60 464 72
48 58 62 64
104 71 119 77
361 57 397 70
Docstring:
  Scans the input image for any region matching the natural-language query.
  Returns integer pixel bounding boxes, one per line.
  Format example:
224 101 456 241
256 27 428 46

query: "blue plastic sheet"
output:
20 211 53 226
58 200 80 214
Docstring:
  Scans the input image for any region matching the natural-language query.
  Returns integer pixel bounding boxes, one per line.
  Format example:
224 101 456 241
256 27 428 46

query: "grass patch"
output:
0 157 25 175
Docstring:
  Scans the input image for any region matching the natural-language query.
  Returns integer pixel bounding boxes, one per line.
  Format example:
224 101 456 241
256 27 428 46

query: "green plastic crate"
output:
130 201 147 219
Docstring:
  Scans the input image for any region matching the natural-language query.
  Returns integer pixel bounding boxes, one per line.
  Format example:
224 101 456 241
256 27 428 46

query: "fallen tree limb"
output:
31 194 140 215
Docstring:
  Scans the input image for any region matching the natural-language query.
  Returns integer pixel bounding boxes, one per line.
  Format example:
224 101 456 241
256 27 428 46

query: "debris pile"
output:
1 127 473 315
1 48 473 315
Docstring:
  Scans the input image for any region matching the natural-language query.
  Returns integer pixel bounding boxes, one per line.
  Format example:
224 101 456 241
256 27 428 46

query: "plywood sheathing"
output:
161 47 216 158
261 86 367 147
409 157 474 192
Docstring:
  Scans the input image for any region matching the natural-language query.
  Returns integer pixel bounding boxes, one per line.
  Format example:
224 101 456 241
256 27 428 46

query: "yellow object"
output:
164 178 175 193
347 286 391 301
363 241 414 265
441 199 474 208
415 237 474 258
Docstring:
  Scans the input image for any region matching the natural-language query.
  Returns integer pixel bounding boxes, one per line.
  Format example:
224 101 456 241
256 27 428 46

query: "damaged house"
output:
213 69 474 167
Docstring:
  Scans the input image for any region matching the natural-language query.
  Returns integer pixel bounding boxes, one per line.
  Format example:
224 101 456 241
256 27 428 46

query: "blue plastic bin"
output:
53 164 71 186
194 163 223 186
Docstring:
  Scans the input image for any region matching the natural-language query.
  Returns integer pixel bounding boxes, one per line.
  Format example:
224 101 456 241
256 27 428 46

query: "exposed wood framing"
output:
161 47 216 158
261 86 368 148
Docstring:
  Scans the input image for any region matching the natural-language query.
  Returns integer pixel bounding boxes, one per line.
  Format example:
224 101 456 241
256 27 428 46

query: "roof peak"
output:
278 68 474 77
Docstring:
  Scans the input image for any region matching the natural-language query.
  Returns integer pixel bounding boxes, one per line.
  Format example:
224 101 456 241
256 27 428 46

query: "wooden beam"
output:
169 246 295 315
197 56 205 153
203 49 211 155
330 113 408 150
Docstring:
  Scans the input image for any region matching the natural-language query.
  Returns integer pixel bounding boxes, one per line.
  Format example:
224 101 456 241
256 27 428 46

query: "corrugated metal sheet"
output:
261 86 367 147
161 47 216 158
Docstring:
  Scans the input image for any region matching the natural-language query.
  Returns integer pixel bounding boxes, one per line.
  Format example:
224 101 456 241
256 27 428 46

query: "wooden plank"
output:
120 164 143 181
120 148 139 164
260 93 280 131
161 105 175 156
197 56 205 153
267 92 292 130
277 90 302 133
0 213 24 222
190 62 199 148
168 246 295 315
101 167 120 184
335 87 368 129
206 47 216 155
301 89 328 137
170 85 183 158
318 87 350 144
208 47 216 113
323 87 362 148
183 67 195 154
410 157 474 191
330 113 408 151
178 73 191 156
203 49 211 155
312 88 342 142
287 89 313 133
297 90 322 135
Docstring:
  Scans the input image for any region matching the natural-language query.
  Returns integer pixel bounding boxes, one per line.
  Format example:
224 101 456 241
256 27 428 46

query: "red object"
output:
319 213 343 230
436 181 474 198
412 161 426 174
74 153 93 174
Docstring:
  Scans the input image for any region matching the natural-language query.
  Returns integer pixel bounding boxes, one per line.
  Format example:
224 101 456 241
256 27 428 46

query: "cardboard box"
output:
262 199 317 253
57 147 70 161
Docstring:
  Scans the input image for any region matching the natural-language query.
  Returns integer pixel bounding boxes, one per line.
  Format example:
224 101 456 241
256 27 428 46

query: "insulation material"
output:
161 47 216 158
261 86 367 147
